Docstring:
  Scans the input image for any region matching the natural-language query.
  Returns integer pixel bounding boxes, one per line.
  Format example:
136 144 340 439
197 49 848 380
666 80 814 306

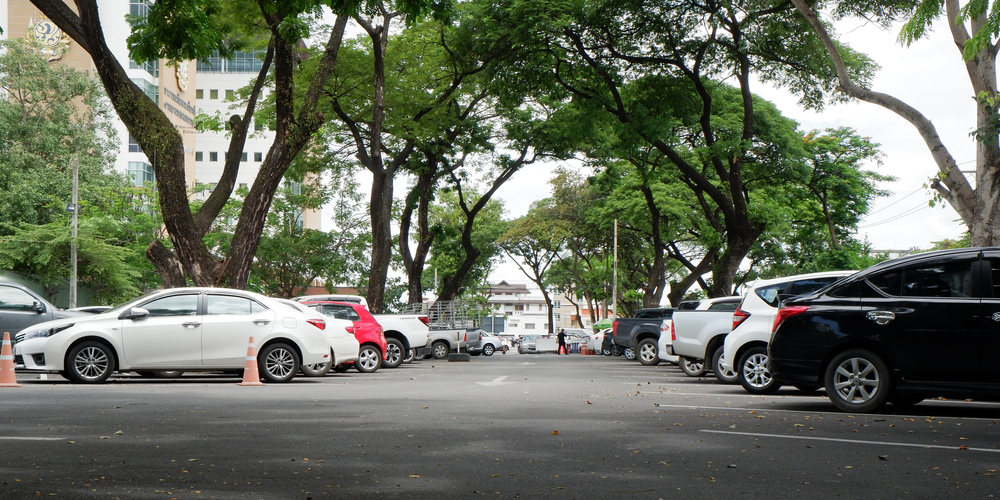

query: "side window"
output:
786 277 842 296
206 295 264 315
754 284 784 307
901 261 973 297
706 301 739 312
142 295 199 317
322 305 360 321
0 287 39 311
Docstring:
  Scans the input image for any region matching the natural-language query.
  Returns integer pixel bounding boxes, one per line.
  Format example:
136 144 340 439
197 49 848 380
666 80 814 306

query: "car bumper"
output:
14 338 59 371
328 336 360 365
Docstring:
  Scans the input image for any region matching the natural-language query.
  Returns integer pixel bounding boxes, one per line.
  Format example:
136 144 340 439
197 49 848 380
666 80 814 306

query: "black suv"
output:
769 247 1000 413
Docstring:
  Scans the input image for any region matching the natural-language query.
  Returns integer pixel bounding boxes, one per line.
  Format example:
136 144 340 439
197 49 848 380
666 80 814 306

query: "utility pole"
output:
69 158 79 308
612 219 617 319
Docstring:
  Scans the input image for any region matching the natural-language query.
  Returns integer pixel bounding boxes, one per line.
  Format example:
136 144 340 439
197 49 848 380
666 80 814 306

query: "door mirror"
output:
31 300 45 313
120 307 150 320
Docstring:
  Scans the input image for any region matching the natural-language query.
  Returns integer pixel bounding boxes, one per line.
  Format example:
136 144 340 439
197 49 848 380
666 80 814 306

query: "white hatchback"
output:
14 288 332 384
722 271 855 394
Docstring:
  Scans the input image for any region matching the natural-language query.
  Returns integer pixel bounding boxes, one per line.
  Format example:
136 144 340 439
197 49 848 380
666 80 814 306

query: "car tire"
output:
623 346 636 360
679 357 707 377
483 344 495 356
737 346 781 394
300 354 333 377
257 342 299 383
824 349 890 413
711 346 738 384
431 341 450 360
403 348 415 364
65 341 115 384
383 338 404 369
637 339 660 366
332 364 350 373
603 348 612 356
355 345 382 373
610 344 621 356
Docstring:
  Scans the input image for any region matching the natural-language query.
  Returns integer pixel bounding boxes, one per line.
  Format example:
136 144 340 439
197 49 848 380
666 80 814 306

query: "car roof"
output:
745 270 856 290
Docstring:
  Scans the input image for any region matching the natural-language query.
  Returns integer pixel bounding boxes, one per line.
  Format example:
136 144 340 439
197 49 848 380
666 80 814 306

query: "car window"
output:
142 294 199 317
319 304 361 321
0 286 39 311
867 261 974 298
754 284 784 307
635 309 671 318
787 277 843 296
706 301 739 311
206 295 265 315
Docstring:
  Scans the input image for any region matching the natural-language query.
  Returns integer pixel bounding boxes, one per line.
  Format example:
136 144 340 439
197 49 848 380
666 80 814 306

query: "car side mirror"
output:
120 307 150 320
32 301 45 313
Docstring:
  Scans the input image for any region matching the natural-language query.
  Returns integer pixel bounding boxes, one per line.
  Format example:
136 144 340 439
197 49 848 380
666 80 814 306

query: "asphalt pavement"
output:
2 351 999 499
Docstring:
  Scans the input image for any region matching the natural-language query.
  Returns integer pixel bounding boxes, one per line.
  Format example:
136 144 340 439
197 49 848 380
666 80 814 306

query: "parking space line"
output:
0 437 65 441
700 429 1000 453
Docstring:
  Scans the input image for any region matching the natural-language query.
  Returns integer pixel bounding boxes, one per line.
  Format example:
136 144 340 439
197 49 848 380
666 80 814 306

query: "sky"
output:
486 17 977 285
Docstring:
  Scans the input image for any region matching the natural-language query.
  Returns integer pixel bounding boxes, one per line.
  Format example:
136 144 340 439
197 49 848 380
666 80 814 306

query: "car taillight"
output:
669 319 675 341
612 320 618 335
773 306 809 333
306 318 326 330
417 316 429 326
732 308 750 330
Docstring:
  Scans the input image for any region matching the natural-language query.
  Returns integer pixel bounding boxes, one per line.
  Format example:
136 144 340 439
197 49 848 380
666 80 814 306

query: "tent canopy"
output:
592 318 614 329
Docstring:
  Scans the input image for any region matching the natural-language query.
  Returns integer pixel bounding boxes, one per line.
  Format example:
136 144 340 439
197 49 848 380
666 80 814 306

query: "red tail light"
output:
417 316 429 326
668 319 675 341
773 306 810 333
306 318 326 330
612 320 618 335
732 308 750 330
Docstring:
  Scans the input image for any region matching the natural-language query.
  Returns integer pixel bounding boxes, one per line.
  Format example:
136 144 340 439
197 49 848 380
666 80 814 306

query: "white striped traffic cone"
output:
237 336 266 386
0 332 23 387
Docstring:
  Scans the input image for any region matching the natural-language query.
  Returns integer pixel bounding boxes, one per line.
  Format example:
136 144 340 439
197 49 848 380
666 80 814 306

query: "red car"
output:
302 301 387 373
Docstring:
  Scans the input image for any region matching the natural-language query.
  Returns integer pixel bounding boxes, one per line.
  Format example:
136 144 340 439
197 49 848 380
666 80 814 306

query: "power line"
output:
858 201 929 228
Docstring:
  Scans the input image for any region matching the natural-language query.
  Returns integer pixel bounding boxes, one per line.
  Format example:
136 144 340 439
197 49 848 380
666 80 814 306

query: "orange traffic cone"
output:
237 336 266 386
1 332 22 387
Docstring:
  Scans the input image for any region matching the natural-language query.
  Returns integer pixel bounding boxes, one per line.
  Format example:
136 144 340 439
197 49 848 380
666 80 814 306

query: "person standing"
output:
557 329 567 355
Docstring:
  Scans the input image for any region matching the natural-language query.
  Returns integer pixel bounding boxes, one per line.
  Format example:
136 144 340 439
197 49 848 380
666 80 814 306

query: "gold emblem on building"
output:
28 16 70 61
174 61 190 91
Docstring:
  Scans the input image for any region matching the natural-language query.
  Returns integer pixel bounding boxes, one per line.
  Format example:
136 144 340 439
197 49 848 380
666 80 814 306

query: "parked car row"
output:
612 247 1000 413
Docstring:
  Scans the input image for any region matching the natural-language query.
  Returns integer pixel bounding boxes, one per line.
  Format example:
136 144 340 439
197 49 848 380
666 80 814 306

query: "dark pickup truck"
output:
609 308 674 365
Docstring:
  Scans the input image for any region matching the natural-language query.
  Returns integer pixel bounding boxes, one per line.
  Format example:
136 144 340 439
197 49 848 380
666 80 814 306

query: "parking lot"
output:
3 352 999 499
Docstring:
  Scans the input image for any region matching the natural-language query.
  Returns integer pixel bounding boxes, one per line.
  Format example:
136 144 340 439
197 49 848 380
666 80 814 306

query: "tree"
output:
790 0 1000 245
498 201 567 333
0 38 119 229
426 189 508 299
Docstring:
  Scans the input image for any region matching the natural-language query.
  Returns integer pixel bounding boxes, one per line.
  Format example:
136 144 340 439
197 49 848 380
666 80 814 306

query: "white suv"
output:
722 270 855 394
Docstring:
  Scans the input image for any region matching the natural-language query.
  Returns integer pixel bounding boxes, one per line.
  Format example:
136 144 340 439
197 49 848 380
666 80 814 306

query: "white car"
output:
14 288 332 384
722 271 855 394
274 299 360 376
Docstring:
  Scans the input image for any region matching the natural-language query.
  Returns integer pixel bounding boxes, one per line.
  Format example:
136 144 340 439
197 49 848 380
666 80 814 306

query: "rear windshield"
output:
635 308 673 318
755 276 846 307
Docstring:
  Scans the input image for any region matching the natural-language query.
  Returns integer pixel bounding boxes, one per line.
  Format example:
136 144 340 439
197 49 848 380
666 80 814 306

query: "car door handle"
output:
866 311 895 325
253 319 271 326
181 322 201 329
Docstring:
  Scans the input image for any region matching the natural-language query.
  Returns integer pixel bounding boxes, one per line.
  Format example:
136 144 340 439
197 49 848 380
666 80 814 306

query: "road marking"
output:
477 375 515 387
0 437 65 441
700 430 1000 453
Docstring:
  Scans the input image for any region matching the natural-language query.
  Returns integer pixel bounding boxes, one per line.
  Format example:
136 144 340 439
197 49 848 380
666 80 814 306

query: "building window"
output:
129 59 159 77
239 183 248 190
210 89 219 99
197 50 265 73
130 78 158 104
128 162 154 187
196 89 204 99
226 90 235 100
195 152 203 161
254 152 263 162
514 304 524 311
241 152 248 162
287 181 303 195
554 314 561 321
255 120 264 132
525 323 535 330
209 152 218 162
128 134 143 153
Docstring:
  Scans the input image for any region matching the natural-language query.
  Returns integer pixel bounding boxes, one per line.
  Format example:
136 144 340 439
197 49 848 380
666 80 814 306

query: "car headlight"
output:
20 324 75 341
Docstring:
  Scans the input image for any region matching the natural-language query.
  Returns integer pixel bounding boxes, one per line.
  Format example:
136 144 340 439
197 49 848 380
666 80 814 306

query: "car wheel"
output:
637 339 660 366
300 354 333 377
679 357 707 377
403 348 415 364
64 341 115 384
137 370 185 378
738 346 781 394
623 346 636 360
483 344 495 356
711 346 738 384
431 341 450 359
825 349 890 413
383 338 404 369
332 364 350 373
258 343 299 383
603 348 612 356
610 344 621 356
355 345 382 373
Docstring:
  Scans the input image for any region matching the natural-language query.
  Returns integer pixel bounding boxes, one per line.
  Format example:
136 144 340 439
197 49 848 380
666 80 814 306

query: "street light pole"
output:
612 219 617 319
69 158 78 308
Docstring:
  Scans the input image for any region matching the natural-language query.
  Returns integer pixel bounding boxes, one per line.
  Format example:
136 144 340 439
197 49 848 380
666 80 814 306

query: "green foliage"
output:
0 219 142 304
427 190 508 296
